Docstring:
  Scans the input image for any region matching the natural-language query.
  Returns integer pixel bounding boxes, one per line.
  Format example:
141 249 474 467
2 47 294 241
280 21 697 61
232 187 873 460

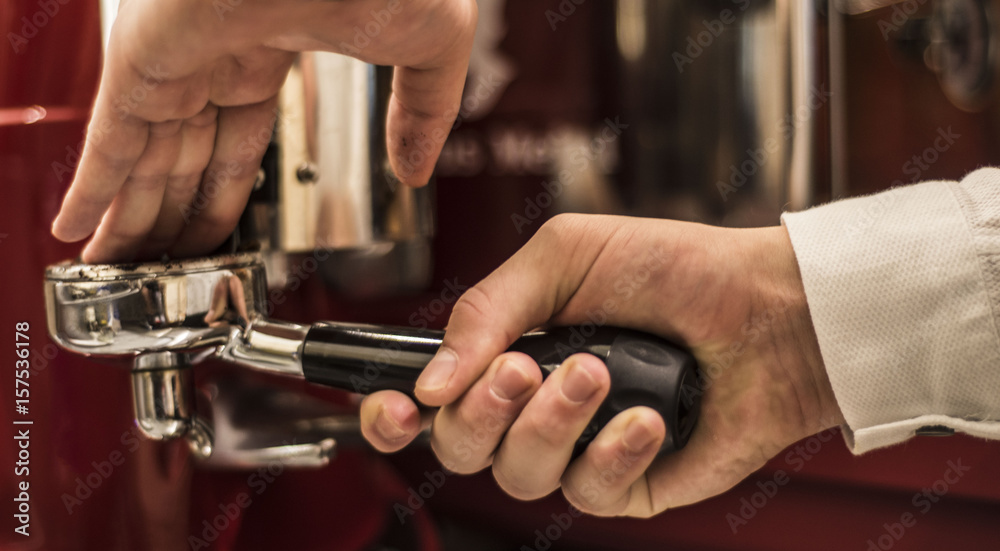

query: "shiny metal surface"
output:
131 359 194 440
834 0 910 15
194 376 346 469
257 53 434 296
44 253 347 467
44 252 300 374
277 54 434 250
217 319 309 377
45 252 267 359
616 1 831 226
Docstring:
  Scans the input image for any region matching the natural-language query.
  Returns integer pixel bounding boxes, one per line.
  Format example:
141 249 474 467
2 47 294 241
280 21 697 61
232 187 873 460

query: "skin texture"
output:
52 0 477 263
361 214 845 517
53 0 845 519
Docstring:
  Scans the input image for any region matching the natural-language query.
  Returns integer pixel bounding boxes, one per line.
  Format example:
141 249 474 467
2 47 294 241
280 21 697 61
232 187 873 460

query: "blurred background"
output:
2 0 1000 549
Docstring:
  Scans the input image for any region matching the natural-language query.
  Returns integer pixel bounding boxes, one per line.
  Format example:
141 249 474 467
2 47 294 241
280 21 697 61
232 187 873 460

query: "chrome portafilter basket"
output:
45 253 701 468
44 253 336 467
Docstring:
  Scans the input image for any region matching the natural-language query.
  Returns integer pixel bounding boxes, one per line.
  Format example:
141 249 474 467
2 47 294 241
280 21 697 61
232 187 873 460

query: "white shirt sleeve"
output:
781 168 1000 454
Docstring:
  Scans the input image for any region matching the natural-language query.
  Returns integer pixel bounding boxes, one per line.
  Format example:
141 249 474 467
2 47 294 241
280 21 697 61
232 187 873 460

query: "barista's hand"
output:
52 0 476 263
360 214 844 517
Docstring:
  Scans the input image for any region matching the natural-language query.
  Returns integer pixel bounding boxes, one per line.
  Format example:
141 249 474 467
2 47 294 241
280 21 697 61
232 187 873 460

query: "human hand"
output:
52 0 476 263
360 214 844 517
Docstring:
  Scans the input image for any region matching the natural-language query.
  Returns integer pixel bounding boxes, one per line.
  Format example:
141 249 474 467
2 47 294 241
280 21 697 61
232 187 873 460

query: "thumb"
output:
414 215 609 406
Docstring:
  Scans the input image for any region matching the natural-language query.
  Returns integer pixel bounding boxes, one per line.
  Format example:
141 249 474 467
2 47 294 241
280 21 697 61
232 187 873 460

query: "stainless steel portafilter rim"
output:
44 252 269 360
44 252 263 281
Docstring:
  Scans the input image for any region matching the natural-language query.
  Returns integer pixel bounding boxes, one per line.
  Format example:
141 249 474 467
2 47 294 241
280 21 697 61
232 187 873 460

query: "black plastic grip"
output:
301 323 700 454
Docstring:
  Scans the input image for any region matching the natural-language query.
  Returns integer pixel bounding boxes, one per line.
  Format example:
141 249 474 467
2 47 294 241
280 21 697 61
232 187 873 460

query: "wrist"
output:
750 226 845 435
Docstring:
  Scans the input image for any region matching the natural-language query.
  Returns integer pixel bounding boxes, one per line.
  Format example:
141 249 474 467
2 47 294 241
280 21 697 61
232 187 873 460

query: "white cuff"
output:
782 169 1000 454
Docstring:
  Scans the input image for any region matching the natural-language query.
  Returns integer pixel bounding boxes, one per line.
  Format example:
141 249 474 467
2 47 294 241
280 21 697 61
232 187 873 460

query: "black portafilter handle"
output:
301 323 701 454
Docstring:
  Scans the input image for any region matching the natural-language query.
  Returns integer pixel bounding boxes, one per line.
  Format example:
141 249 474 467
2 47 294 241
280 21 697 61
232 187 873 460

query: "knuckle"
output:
538 212 584 235
92 142 142 173
461 0 479 31
449 0 478 46
446 286 519 348
149 119 183 139
166 174 203 196
184 103 219 127
450 285 493 321
137 235 173 252
491 465 550 502
104 222 148 241
198 208 243 231
453 401 499 435
518 412 571 450
434 406 512 472
72 185 118 211
534 213 587 250
123 174 165 193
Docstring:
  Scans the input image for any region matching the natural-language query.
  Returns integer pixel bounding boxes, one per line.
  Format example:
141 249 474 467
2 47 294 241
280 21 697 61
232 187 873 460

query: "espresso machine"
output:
4 0 1000 549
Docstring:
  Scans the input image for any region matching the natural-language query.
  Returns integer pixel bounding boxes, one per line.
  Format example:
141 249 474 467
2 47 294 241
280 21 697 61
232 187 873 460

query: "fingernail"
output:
417 347 458 393
623 419 657 453
490 359 533 401
376 407 408 440
561 360 599 403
